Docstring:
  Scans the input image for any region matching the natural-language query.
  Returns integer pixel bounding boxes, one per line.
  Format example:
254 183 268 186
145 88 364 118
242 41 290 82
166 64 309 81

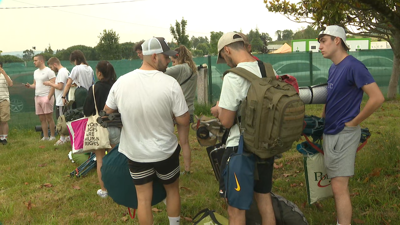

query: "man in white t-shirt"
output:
210 32 276 225
44 57 70 145
104 37 189 225
25 55 56 141
61 50 94 108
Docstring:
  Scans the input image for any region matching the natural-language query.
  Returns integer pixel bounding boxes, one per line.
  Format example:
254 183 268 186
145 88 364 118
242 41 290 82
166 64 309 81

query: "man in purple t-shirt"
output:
318 25 384 225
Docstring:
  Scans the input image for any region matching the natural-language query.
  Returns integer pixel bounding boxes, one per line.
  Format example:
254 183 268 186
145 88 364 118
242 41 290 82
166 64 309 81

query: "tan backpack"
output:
224 61 305 159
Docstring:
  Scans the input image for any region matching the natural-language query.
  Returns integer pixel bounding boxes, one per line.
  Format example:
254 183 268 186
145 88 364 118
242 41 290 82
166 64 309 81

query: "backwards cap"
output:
142 37 177 56
217 32 244 64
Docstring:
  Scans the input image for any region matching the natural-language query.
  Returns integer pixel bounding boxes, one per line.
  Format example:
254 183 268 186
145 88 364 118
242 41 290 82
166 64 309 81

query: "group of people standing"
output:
16 38 198 223
211 26 384 225
2 25 384 224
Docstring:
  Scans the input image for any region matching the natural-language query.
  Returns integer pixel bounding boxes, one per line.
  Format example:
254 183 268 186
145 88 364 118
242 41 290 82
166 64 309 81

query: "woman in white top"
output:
165 45 198 175
62 50 94 108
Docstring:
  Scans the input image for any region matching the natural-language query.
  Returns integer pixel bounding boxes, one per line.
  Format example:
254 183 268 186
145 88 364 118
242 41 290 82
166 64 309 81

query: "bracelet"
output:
62 96 65 99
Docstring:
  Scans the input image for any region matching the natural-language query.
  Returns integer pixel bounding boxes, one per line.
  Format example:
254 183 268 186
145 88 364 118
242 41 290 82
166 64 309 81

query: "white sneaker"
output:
54 139 65 146
65 136 71 142
97 189 108 198
49 136 56 141
41 137 49 141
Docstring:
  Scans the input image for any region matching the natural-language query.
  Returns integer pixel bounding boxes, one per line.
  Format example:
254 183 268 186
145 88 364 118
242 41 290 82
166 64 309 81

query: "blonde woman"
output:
165 45 197 175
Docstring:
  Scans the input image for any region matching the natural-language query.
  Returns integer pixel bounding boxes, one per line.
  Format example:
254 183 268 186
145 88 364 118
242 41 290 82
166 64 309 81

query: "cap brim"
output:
162 50 178 57
216 52 225 64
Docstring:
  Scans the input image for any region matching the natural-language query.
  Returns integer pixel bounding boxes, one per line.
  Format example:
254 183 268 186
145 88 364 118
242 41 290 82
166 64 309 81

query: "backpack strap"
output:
257 60 267 78
223 61 275 82
262 62 276 80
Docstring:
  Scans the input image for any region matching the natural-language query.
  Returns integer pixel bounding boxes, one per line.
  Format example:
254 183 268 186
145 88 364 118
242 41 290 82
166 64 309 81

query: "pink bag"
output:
67 117 89 154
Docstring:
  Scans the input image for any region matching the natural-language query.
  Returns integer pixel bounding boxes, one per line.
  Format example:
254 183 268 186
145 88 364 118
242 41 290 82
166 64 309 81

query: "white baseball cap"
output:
318 25 350 49
217 32 244 64
141 37 177 56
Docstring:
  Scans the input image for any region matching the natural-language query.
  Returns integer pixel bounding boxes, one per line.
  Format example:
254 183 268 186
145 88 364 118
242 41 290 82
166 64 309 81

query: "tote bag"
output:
82 84 111 151
66 117 88 154
304 153 333 204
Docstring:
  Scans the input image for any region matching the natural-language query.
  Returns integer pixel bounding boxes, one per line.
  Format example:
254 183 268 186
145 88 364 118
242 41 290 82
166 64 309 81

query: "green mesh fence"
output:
200 49 398 103
3 49 398 130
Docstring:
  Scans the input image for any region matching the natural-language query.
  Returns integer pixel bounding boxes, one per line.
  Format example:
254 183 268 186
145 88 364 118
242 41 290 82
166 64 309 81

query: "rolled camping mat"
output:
299 83 327 104
101 144 166 208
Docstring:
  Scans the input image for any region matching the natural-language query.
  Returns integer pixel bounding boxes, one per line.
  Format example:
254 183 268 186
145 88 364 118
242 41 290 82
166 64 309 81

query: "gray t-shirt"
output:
165 63 197 114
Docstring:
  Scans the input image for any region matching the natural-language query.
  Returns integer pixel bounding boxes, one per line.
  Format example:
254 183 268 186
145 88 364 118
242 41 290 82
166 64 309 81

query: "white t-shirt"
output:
69 64 94 90
55 68 69 106
219 61 263 147
34 67 56 97
106 69 188 162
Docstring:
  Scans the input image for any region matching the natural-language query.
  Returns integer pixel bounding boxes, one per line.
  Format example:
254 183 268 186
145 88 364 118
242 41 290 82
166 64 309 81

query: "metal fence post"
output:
309 51 313 86
208 55 213 104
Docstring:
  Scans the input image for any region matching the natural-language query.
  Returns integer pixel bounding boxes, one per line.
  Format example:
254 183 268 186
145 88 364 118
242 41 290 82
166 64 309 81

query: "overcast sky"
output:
1 0 310 53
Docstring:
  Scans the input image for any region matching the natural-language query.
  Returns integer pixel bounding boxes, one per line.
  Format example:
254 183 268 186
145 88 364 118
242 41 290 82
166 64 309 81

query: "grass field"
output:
0 99 399 224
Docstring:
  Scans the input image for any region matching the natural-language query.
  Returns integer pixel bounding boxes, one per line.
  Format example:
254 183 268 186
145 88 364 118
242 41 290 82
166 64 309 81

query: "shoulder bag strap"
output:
92 84 99 116
192 208 211 224
179 73 193 86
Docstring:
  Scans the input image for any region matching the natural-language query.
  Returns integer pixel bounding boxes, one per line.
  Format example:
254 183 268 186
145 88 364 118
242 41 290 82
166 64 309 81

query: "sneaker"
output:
180 170 191 175
1 139 7 145
49 136 56 141
41 137 49 141
65 136 71 142
54 139 65 146
97 189 108 198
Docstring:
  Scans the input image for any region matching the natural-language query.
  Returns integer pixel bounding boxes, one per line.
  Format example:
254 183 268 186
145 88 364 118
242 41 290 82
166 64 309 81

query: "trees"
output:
281 29 294 41
0 55 24 63
293 25 320 39
191 36 209 49
170 18 191 47
260 32 273 53
248 29 264 53
209 31 224 55
275 30 282 41
119 42 136 59
96 29 121 60
196 43 210 56
23 49 34 61
55 45 98 61
265 0 400 99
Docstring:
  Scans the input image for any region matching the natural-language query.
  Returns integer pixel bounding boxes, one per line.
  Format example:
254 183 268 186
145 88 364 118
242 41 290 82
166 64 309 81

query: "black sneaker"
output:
1 139 7 145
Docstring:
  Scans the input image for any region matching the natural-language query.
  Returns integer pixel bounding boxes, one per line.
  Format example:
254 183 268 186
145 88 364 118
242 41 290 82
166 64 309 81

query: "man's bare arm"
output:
346 82 384 126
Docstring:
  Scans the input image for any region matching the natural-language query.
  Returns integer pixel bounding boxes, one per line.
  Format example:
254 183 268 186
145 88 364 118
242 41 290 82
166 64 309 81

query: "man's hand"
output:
210 101 220 118
63 98 68 106
0 68 5 74
25 83 31 88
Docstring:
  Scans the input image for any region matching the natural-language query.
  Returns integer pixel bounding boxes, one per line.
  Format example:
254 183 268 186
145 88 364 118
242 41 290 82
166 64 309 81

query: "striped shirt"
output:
0 73 10 102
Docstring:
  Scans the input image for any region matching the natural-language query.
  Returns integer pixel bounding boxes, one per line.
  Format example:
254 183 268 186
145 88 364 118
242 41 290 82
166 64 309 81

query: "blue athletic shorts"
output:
223 146 275 210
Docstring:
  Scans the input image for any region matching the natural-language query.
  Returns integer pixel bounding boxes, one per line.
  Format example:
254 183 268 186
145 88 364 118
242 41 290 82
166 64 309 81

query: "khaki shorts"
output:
0 100 10 122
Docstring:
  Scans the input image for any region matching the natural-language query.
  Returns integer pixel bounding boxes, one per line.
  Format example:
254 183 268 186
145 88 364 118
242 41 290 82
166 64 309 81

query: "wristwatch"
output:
62 96 66 99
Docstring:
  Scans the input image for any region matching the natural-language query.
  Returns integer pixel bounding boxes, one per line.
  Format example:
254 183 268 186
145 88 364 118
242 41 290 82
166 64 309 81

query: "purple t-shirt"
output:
324 55 375 135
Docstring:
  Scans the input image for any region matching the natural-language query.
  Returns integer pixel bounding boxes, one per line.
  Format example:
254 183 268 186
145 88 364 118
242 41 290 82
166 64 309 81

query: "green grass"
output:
1 100 400 224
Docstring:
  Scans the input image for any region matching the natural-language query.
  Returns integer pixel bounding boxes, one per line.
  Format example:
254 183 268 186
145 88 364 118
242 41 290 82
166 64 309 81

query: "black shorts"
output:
254 155 274 194
55 106 64 119
128 145 181 185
